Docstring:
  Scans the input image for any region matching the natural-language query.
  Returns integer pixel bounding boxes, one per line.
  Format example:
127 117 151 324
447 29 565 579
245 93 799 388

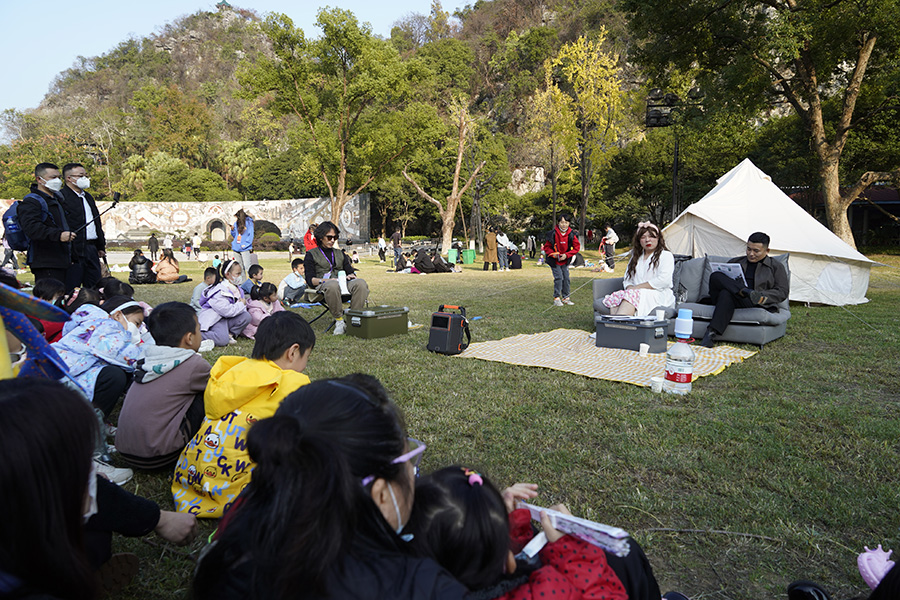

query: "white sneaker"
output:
333 320 346 335
94 458 133 486
228 335 237 345
199 339 215 352
562 298 575 305
553 298 564 307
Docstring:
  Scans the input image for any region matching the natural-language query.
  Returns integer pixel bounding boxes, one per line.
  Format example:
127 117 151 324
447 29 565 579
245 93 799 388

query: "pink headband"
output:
637 221 659 234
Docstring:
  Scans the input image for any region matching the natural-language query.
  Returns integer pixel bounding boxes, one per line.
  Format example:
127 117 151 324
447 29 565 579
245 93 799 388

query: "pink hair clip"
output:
462 468 483 486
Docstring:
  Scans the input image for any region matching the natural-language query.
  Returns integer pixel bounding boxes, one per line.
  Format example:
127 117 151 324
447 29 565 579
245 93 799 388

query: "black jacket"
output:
59 185 105 257
18 185 71 270
129 255 156 284
728 254 790 308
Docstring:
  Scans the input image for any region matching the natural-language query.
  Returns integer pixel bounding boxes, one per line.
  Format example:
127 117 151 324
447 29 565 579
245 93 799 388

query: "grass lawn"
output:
75 251 900 600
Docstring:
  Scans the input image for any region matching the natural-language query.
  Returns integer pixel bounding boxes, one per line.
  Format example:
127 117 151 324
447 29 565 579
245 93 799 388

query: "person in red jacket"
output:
542 214 580 307
303 222 318 252
407 466 630 600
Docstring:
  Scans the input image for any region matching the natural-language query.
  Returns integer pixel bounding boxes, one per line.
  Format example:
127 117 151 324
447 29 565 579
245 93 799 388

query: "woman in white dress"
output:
602 222 675 316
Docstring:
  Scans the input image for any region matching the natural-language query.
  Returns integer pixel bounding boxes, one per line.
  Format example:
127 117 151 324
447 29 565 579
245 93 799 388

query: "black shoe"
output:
663 593 690 600
787 581 831 600
700 328 716 348
738 287 753 298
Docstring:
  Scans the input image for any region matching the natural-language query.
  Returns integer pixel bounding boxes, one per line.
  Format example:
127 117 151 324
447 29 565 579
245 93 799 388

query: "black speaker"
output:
426 305 471 355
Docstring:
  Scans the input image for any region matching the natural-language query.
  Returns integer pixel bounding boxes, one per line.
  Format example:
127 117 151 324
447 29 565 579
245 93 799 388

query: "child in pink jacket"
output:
243 282 284 340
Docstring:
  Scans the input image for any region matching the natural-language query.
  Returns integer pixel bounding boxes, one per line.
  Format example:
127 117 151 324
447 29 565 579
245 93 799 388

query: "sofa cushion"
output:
672 256 706 304
678 302 792 326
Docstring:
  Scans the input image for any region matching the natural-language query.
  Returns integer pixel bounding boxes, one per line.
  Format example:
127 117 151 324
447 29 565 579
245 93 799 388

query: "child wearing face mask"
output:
51 295 146 419
198 259 251 347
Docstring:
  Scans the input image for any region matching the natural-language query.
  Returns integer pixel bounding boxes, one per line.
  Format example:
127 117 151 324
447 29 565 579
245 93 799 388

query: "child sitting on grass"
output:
278 258 307 304
117 302 211 470
172 311 315 518
240 264 264 296
199 260 251 347
191 267 219 313
406 466 630 600
243 282 284 340
52 296 146 419
32 277 66 342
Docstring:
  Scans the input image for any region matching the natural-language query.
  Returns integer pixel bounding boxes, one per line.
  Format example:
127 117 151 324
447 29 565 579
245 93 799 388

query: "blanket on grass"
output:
455 328 756 387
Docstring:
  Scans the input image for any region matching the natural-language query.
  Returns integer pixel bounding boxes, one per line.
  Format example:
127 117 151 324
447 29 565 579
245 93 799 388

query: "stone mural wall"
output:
1 194 369 242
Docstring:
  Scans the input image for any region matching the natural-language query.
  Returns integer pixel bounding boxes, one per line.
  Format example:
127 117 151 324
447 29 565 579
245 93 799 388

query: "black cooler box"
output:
345 305 409 339
595 316 668 353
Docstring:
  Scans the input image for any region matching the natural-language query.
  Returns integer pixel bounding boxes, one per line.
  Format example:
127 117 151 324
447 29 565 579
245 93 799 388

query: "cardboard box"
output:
345 305 409 339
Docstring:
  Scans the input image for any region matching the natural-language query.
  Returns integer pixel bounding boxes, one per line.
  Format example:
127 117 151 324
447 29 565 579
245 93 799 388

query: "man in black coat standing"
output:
18 162 76 285
60 163 106 289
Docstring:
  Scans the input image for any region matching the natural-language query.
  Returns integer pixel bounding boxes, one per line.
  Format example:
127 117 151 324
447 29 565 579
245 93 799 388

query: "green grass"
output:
86 253 900 600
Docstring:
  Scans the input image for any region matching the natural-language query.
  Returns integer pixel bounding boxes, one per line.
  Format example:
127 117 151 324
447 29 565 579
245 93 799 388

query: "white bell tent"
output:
664 159 873 305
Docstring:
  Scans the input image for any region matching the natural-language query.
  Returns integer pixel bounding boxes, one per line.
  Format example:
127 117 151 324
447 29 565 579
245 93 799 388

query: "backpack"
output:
3 194 52 252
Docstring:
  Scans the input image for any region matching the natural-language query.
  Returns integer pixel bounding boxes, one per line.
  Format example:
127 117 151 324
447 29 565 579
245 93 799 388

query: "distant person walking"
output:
390 227 402 268
377 235 387 262
526 234 537 259
602 223 619 271
163 234 173 251
231 209 255 276
192 233 202 259
148 233 159 261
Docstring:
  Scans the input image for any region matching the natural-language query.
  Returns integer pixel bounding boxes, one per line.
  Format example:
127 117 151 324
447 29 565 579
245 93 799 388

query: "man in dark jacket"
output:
700 231 790 347
60 163 106 289
148 233 159 261
18 162 76 285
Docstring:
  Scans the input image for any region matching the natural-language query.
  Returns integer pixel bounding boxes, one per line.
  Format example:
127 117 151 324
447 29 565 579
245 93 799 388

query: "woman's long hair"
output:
0 378 98 599
193 374 410 600
625 223 667 280
161 248 179 267
235 209 248 235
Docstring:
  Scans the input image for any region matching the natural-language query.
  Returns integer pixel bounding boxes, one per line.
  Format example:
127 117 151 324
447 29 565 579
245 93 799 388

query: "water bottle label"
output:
665 366 693 383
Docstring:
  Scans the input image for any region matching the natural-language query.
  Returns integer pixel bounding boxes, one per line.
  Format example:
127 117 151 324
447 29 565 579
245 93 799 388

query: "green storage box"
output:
345 305 409 339
447 248 459 263
461 249 476 264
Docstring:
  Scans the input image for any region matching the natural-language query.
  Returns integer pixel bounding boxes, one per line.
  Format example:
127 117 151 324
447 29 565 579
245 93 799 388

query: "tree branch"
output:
841 168 900 209
402 165 443 211
457 161 486 199
835 32 878 144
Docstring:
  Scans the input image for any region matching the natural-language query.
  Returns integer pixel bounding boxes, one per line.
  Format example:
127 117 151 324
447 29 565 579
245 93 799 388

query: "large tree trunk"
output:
440 209 455 258
820 157 856 248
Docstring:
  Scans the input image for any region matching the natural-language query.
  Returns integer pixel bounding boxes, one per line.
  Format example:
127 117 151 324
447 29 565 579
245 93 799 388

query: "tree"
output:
551 31 624 237
403 102 485 255
623 0 900 248
525 64 579 224
240 9 433 221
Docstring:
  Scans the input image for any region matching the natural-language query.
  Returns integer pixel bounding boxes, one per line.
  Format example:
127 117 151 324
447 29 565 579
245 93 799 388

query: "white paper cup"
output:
639 343 649 356
650 376 664 393
655 309 665 322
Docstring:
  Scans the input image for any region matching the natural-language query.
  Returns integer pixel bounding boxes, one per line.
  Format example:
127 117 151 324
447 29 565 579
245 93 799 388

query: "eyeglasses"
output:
361 438 426 487
324 235 338 241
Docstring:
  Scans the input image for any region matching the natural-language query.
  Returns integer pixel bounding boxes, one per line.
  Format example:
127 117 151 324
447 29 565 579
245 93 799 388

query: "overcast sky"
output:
0 0 445 114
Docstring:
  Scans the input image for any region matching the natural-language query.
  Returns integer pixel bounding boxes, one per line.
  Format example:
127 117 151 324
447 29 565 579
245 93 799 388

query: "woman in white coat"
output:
602 222 675 316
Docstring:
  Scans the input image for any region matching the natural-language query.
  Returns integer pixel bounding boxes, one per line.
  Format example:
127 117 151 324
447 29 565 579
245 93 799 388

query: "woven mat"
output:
455 329 757 387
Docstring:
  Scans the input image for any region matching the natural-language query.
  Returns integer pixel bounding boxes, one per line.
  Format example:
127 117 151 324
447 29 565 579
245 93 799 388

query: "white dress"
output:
622 250 676 316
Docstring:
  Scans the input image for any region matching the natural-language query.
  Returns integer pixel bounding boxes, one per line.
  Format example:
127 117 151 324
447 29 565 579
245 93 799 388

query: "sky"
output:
0 0 446 114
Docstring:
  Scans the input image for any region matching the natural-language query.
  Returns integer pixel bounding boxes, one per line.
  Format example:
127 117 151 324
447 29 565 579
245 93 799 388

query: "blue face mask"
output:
387 482 414 542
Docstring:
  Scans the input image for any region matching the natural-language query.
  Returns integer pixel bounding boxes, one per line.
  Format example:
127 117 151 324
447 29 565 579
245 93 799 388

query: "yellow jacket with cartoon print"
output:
171 356 310 517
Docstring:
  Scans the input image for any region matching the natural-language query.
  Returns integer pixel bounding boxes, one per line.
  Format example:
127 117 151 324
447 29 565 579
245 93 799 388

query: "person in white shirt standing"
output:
602 223 619 272
192 232 202 259
60 163 106 289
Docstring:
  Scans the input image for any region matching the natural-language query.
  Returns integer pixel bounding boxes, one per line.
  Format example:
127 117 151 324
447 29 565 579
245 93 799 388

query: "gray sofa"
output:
592 254 791 347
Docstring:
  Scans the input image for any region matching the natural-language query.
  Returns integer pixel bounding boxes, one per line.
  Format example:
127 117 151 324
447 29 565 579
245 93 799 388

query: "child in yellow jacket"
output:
172 311 315 517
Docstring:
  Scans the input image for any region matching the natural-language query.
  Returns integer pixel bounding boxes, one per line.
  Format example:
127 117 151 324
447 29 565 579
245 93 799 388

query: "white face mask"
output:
83 461 98 522
126 320 142 344
387 482 413 542
42 177 63 192
75 176 90 190
229 273 243 286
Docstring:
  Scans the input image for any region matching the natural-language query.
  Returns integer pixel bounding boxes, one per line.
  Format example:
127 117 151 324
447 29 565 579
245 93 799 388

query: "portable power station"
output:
426 304 471 355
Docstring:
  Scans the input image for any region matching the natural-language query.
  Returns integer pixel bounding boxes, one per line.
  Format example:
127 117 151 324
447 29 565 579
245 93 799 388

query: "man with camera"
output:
59 163 106 289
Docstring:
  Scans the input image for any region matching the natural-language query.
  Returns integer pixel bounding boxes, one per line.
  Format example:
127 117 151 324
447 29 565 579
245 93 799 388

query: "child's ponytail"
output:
244 415 356 598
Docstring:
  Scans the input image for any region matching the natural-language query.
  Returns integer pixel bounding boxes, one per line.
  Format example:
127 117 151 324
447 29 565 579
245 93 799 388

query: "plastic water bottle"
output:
664 309 696 395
